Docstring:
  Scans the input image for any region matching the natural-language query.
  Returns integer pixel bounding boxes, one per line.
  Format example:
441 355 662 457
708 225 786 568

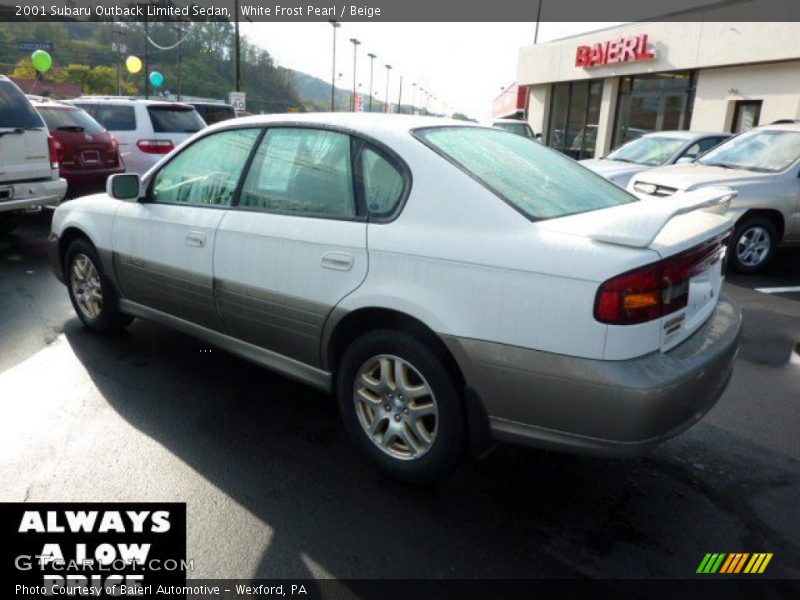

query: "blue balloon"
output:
149 71 164 87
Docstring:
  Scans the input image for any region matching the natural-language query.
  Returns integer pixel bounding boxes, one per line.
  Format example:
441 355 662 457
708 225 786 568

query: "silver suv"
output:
0 76 67 235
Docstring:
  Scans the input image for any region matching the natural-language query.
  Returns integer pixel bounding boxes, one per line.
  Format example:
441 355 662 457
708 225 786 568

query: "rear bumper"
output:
443 296 742 457
0 178 67 213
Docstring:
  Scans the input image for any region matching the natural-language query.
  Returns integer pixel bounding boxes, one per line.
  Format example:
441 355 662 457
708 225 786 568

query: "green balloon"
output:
31 50 52 73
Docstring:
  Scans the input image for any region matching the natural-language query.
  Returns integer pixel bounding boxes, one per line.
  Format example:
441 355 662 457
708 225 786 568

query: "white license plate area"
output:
81 150 100 165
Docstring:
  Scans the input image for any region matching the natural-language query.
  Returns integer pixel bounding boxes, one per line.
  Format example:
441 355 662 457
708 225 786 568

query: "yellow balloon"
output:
125 56 142 74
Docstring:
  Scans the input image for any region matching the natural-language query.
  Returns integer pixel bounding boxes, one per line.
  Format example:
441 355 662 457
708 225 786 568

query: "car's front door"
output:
112 127 261 330
213 126 368 367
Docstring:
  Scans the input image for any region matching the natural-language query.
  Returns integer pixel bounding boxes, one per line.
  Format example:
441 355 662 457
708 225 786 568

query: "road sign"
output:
229 91 246 112
18 41 54 52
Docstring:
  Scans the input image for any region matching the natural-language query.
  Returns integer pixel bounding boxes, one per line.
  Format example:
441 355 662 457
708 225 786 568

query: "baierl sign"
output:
575 34 656 68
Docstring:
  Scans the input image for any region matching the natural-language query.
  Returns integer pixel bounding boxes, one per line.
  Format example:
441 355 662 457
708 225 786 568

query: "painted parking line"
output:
754 286 800 294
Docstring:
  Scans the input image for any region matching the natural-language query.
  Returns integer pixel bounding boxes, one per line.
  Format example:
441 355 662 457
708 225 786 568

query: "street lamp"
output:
329 20 340 111
349 37 361 112
411 82 416 115
367 52 377 112
384 64 392 113
397 75 403 114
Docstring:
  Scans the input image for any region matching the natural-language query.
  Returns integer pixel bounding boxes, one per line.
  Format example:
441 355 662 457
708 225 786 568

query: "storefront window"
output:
546 80 603 159
731 100 762 133
612 71 696 149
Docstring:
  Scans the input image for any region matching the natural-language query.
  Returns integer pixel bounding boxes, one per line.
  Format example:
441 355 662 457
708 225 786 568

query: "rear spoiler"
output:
590 187 737 248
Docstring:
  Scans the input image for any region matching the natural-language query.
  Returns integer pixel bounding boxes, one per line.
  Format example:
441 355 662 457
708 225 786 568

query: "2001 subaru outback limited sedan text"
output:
49 114 742 482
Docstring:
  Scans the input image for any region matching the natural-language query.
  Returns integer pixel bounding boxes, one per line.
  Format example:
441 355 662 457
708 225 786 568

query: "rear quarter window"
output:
147 106 205 133
92 105 136 131
415 126 635 220
0 81 44 128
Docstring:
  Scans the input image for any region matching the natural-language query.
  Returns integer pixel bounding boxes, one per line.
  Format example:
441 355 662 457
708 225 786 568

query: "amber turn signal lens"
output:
623 291 661 310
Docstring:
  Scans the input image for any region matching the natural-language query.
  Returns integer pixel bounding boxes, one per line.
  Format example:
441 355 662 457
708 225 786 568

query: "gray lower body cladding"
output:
442 296 742 457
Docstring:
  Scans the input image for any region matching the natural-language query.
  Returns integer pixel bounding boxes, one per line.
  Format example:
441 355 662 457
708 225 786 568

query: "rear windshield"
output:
86 104 136 131
38 106 104 133
415 126 635 220
192 104 235 125
0 80 45 128
147 106 205 133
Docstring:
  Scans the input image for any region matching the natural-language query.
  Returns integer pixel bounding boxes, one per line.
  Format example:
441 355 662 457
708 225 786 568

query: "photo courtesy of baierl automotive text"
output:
0 0 798 598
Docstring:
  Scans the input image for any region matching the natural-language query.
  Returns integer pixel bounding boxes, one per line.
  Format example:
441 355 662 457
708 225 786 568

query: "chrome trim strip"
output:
119 299 332 392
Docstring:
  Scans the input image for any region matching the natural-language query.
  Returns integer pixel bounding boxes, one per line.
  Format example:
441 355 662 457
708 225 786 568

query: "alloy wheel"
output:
736 226 771 268
70 253 103 319
353 354 438 460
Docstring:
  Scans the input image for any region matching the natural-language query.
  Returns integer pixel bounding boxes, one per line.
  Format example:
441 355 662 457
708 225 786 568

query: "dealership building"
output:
517 20 800 160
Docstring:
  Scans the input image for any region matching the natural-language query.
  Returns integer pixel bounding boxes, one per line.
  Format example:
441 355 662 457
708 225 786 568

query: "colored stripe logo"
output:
697 553 773 574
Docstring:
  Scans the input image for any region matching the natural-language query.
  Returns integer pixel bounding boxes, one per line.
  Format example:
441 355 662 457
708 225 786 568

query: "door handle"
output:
321 251 354 271
184 231 206 247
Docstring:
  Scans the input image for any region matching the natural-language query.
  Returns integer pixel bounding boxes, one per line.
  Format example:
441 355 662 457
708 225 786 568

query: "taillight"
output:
137 139 174 154
47 135 59 169
594 232 730 325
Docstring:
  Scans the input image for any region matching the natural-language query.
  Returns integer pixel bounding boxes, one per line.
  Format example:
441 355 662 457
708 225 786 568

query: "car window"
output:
495 122 534 139
37 107 104 133
240 127 356 218
607 135 687 166
416 126 634 220
681 137 726 160
192 104 236 125
361 146 405 216
0 80 44 128
92 105 136 131
147 106 205 133
151 128 260 207
698 129 800 172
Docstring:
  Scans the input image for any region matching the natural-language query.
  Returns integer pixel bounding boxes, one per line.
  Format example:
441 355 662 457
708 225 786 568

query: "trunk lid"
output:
541 187 736 354
38 105 120 171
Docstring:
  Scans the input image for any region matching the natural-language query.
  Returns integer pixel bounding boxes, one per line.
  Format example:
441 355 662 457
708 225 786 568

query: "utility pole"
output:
534 0 543 44
174 22 183 101
144 18 150 99
110 28 126 97
234 0 241 91
384 64 392 113
367 52 376 112
397 75 403 114
329 20 340 111
349 38 360 112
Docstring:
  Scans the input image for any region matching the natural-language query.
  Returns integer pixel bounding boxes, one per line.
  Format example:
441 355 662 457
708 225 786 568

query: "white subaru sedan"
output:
49 114 741 481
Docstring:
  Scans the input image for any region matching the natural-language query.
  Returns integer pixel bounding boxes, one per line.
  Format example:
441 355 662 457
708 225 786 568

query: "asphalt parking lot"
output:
1 211 798 579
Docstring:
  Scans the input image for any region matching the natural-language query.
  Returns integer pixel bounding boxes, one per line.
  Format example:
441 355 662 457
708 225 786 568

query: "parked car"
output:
492 118 538 140
68 97 206 176
29 96 124 198
581 131 731 188
189 102 236 125
628 124 800 273
0 76 66 235
48 114 741 481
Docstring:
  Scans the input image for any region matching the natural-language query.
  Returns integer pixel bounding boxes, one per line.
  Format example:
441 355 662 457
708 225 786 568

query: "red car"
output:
29 96 124 198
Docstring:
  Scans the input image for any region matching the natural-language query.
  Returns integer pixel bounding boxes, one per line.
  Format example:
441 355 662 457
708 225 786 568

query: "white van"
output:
0 75 67 234
68 97 206 176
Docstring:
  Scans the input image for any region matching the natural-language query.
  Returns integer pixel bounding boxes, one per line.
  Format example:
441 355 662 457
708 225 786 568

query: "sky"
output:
241 22 624 121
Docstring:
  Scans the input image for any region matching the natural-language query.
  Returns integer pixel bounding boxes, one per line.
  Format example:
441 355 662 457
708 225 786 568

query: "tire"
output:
729 217 777 274
337 329 466 483
65 238 133 333
0 214 19 236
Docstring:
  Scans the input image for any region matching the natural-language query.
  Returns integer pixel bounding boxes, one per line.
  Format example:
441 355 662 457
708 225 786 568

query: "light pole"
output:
397 75 403 114
367 52 376 112
234 0 241 91
411 82 416 114
329 20 340 111
349 37 360 112
384 64 392 113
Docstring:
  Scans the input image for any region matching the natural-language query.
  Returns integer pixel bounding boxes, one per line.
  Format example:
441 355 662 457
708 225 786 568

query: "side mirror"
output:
107 173 141 201
676 156 695 164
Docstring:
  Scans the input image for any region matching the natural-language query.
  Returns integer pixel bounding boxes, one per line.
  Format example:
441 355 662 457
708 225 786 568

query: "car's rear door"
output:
112 127 261 329
213 126 368 367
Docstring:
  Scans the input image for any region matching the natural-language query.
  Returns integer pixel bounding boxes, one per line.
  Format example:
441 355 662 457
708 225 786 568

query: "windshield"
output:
494 122 534 139
606 136 687 166
416 126 635 220
697 129 800 172
147 106 206 133
38 106 104 133
0 81 44 128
